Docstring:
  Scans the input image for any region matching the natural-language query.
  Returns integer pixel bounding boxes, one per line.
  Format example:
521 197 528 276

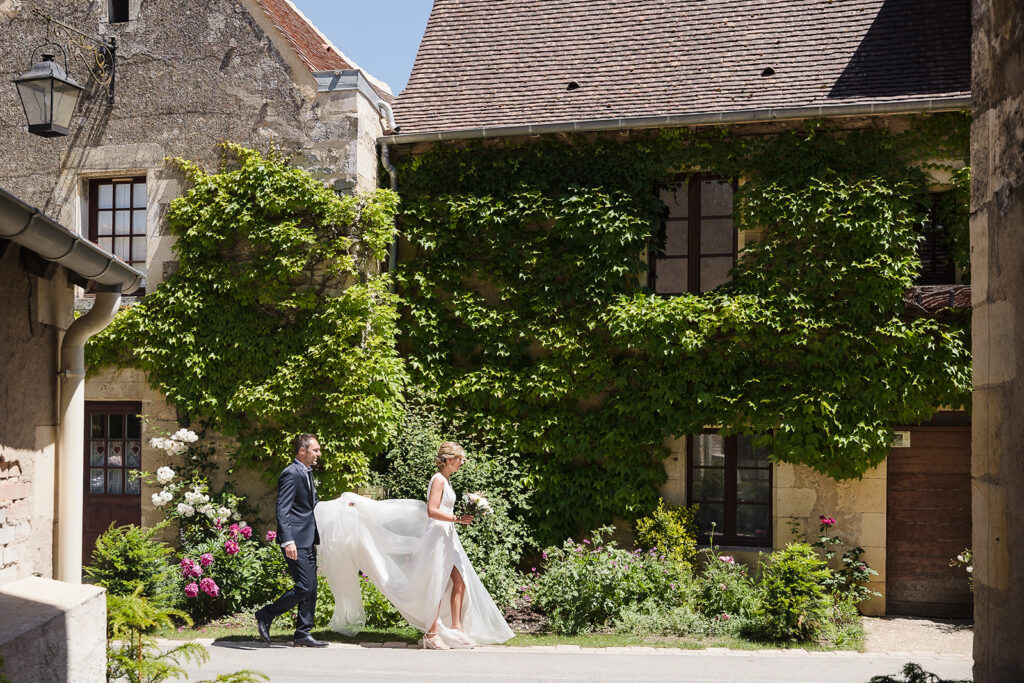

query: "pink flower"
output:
224 540 240 555
184 582 199 598
265 530 277 543
718 555 735 565
199 577 219 597
228 524 241 538
240 525 253 539
719 583 727 591
819 515 836 527
200 553 214 567
179 557 202 578
583 539 590 544
720 613 731 621
541 551 548 560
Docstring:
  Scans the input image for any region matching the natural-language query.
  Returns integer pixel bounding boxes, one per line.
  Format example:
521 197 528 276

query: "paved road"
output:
172 640 973 682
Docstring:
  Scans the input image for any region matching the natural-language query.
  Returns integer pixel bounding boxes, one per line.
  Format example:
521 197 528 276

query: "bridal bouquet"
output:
461 491 493 517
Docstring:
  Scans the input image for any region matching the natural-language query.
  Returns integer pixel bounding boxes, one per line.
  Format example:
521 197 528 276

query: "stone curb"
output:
156 638 972 660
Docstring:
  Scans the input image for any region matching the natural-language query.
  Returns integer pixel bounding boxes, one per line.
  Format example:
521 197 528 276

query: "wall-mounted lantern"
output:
13 8 117 138
14 51 85 137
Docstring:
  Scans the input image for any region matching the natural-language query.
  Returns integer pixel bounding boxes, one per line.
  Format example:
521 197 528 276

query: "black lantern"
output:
13 51 84 137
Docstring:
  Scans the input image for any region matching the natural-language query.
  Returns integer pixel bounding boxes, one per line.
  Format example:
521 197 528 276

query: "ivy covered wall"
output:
393 113 972 542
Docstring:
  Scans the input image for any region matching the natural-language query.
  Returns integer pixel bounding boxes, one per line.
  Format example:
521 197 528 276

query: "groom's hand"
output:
285 544 298 560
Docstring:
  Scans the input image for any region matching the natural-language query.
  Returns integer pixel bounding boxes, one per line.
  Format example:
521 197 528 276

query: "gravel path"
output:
863 616 973 656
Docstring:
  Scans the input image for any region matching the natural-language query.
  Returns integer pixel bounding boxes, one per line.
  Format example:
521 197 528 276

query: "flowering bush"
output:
949 548 973 590
809 514 880 604
692 550 756 623
528 527 691 634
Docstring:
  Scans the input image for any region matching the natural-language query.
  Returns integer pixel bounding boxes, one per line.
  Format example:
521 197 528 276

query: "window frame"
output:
84 401 144 498
108 0 130 23
87 176 147 293
686 432 773 547
650 175 739 295
915 194 957 286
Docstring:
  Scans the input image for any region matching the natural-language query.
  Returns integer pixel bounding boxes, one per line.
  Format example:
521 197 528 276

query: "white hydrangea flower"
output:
177 502 195 517
155 466 175 485
218 506 230 518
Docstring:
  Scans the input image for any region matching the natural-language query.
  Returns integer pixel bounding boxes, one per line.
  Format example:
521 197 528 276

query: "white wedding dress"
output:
314 472 514 646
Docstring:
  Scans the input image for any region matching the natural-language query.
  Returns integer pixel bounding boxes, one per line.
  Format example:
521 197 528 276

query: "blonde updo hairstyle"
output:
436 441 466 470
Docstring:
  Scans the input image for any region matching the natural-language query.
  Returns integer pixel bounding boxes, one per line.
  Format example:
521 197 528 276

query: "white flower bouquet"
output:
461 491 493 517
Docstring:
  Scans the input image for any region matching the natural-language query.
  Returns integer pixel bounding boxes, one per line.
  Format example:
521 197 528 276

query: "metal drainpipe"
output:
55 286 122 583
381 141 399 290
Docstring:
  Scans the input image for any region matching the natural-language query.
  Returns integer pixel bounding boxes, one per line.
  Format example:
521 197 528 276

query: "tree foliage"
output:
87 145 407 495
395 114 972 542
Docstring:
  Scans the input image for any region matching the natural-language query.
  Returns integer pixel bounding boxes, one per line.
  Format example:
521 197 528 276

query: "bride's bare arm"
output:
427 476 472 523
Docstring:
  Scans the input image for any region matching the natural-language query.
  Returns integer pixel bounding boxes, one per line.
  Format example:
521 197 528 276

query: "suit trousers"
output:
258 546 318 638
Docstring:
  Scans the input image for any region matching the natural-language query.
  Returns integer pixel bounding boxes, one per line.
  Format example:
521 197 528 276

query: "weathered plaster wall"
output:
0 247 75 584
971 0 1024 679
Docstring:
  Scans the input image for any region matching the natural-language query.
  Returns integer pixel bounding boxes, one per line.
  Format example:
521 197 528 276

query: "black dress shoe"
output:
255 612 272 645
293 636 328 648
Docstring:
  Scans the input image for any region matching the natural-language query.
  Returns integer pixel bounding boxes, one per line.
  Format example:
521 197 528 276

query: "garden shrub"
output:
744 543 832 642
86 522 178 605
692 552 757 621
529 527 691 634
315 574 408 629
810 515 880 604
634 499 699 568
372 401 533 607
613 603 707 637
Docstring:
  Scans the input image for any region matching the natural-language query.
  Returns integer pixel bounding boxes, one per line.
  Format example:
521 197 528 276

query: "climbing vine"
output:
87 145 407 496
394 113 972 542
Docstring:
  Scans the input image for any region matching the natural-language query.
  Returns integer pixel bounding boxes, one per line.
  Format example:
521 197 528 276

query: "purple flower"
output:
583 539 590 544
265 530 277 543
240 526 253 539
200 553 214 567
541 551 548 560
184 582 199 598
224 540 240 555
199 577 219 597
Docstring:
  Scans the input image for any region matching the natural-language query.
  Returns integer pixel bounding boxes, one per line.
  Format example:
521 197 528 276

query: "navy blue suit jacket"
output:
275 460 320 548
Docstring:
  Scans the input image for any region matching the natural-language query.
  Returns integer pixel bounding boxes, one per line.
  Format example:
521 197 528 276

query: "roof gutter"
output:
378 96 971 145
0 186 142 293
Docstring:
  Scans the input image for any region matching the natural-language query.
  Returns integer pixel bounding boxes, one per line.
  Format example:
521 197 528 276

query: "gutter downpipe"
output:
378 101 400 291
56 287 122 582
377 96 972 145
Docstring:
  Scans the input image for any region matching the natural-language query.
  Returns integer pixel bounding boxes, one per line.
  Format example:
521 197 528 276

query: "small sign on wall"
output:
892 431 911 448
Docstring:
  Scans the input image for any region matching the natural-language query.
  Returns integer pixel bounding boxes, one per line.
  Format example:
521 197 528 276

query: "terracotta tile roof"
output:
394 0 969 135
254 0 394 101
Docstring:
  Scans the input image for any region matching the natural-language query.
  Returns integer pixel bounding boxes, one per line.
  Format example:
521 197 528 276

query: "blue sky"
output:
290 1 434 95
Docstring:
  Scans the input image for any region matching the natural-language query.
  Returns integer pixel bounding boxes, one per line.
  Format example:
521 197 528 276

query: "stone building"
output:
0 0 391 607
385 0 973 617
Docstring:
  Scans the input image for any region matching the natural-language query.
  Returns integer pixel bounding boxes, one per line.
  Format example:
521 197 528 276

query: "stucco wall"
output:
0 247 75 585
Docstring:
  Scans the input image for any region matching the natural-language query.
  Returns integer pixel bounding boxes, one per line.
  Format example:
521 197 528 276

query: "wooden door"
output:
886 424 972 618
83 402 142 568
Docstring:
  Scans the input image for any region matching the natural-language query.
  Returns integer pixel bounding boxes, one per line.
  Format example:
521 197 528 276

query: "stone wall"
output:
0 247 75 585
970 0 1024 679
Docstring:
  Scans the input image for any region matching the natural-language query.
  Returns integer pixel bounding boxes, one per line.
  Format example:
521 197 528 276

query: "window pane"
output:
736 505 771 539
97 211 113 236
115 183 131 208
98 184 113 209
664 220 688 255
654 258 687 294
132 182 147 207
125 469 141 494
126 441 141 468
108 414 124 439
90 468 106 493
107 469 123 494
131 237 146 263
694 434 726 466
737 436 770 467
737 469 770 503
90 441 105 466
701 180 733 215
90 414 105 438
696 503 725 537
700 256 733 292
126 414 141 439
115 211 131 235
700 218 734 254
132 209 147 235
692 467 725 502
98 237 113 253
114 237 130 261
107 443 124 467
660 182 688 217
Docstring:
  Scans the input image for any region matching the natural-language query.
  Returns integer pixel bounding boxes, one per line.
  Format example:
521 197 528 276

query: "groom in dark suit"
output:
255 433 327 647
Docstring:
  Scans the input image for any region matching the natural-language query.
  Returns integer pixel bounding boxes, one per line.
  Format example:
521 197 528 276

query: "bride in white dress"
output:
314 441 515 649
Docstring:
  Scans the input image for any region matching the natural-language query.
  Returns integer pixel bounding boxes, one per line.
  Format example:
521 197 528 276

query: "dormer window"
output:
109 0 129 23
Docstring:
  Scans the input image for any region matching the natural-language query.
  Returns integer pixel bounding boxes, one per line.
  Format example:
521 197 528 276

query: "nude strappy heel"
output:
422 632 449 650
